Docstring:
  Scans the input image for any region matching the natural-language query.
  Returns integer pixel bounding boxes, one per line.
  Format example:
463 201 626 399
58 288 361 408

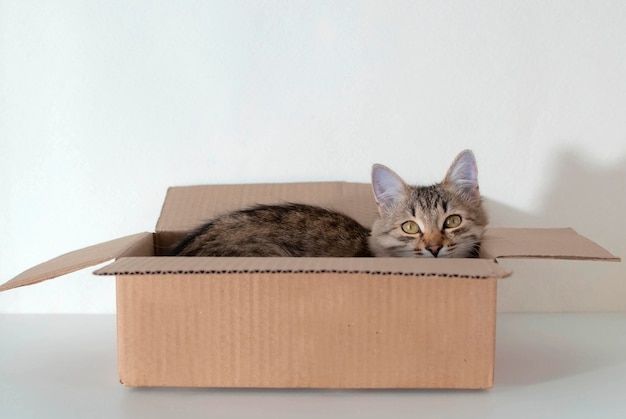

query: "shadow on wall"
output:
483 148 625 312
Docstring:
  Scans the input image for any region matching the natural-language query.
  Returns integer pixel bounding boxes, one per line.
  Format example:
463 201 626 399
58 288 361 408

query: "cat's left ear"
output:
443 150 480 200
372 164 408 215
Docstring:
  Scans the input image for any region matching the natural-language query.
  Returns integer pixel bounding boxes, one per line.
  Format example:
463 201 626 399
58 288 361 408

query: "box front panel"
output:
116 273 496 389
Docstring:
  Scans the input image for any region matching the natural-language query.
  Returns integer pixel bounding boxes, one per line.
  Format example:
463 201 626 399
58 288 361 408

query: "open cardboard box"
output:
0 182 619 389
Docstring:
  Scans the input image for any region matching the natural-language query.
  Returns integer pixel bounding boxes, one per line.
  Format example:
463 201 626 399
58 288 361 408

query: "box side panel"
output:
155 182 377 233
116 273 496 389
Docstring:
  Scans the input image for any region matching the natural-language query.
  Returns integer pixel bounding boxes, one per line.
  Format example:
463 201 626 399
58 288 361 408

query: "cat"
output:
167 150 487 258
369 150 488 257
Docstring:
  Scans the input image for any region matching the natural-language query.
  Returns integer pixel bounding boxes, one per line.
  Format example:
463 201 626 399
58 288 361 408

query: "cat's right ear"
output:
443 149 480 200
371 164 407 215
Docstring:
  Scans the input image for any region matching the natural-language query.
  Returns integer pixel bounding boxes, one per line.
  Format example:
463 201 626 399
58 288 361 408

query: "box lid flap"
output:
94 256 512 279
482 228 620 261
0 233 154 292
156 182 378 233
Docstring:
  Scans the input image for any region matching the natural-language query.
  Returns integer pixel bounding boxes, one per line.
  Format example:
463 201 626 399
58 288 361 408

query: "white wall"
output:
1 0 624 313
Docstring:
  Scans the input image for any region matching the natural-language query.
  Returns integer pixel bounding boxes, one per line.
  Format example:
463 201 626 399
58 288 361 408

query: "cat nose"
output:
427 245 442 257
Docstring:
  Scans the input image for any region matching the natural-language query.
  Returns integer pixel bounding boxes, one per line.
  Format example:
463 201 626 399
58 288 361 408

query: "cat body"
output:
169 203 372 257
168 150 487 258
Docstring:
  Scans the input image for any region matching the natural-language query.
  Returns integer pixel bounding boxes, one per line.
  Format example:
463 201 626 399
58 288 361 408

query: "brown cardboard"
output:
0 181 620 389
481 228 619 260
156 182 377 233
114 273 497 388
0 233 154 292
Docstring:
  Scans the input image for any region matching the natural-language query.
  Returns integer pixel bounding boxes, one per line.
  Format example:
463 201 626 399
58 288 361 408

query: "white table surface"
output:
1 313 625 419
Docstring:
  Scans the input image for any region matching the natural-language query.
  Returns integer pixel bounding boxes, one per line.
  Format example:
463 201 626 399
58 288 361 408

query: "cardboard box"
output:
0 182 619 389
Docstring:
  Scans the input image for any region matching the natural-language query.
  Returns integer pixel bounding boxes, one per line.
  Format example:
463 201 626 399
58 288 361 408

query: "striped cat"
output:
168 150 487 258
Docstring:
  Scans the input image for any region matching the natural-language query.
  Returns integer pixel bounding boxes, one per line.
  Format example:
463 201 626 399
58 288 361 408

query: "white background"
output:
1 0 624 313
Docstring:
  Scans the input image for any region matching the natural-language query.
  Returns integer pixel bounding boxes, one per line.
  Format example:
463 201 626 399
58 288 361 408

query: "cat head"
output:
369 150 488 258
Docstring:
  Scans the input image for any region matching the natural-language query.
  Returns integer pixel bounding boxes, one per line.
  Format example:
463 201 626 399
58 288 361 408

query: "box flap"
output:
481 228 620 261
156 182 378 233
94 256 512 279
0 233 154 292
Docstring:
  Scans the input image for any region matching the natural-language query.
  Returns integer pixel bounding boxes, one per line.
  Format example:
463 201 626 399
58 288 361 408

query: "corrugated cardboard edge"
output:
0 233 154 292
94 256 513 280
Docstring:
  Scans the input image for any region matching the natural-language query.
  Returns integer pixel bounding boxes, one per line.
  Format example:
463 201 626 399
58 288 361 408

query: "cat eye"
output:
401 221 420 234
444 214 462 229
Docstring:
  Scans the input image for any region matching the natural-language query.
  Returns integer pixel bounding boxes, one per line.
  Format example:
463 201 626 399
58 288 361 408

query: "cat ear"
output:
371 164 408 215
443 149 480 200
